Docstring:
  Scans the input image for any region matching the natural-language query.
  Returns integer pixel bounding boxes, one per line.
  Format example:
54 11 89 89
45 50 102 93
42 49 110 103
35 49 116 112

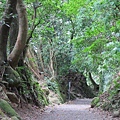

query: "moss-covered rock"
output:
0 108 5 117
4 67 21 87
42 88 50 96
11 116 19 120
48 90 61 105
0 108 11 120
91 97 100 108
1 118 9 120
6 92 19 104
113 109 120 117
0 99 21 119
0 86 9 102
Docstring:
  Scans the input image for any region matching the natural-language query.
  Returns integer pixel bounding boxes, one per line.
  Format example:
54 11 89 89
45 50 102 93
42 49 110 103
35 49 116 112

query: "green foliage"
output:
70 0 120 92
1 0 119 104
16 66 49 106
91 97 100 108
33 81 49 106
101 101 112 111
0 1 5 19
109 77 120 99
46 78 64 103
62 0 87 16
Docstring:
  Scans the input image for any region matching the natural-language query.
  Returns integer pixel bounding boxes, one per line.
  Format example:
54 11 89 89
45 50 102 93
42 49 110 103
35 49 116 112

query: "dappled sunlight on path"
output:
56 104 90 111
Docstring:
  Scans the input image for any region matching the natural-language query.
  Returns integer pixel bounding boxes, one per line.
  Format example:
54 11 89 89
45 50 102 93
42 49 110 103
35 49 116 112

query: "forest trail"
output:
16 98 119 120
40 99 115 120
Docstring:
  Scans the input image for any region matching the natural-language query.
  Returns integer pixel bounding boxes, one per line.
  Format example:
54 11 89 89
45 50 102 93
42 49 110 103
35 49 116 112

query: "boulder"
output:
0 108 15 120
42 88 49 96
6 92 19 104
0 99 21 120
48 90 61 105
0 108 5 119
0 86 9 102
113 110 120 118
4 67 21 87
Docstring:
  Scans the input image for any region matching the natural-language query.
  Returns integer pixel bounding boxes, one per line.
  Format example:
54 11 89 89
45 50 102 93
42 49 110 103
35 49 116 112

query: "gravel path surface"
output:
16 99 119 120
40 99 117 120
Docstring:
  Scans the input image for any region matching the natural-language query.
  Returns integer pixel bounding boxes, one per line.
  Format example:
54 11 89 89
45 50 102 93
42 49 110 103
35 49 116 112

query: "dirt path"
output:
16 99 119 120
40 99 115 120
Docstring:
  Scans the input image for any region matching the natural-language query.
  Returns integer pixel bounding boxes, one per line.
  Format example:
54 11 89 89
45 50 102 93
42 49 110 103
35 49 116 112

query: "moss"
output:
0 108 5 117
4 67 21 87
1 118 9 120
96 102 101 107
91 97 100 108
11 116 19 120
0 99 21 120
101 102 112 111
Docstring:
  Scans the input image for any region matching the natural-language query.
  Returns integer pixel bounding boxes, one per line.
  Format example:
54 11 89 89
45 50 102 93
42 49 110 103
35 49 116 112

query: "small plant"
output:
109 78 120 99
46 78 64 103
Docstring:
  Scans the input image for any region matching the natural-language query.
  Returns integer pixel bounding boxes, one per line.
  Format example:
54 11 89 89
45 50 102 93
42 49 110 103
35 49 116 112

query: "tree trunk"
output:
0 0 17 81
88 72 99 91
26 47 44 80
38 41 45 73
48 39 57 79
9 10 18 53
0 0 17 65
8 0 28 68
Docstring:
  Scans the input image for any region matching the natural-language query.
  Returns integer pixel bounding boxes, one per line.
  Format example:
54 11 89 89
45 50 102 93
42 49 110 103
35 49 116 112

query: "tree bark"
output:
48 39 57 79
0 0 17 81
88 72 99 91
38 41 45 73
0 0 17 65
8 0 28 68
26 47 45 81
9 10 18 53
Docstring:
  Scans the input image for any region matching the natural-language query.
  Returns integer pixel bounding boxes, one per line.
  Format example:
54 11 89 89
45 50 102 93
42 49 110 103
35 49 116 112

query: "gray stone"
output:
113 110 120 117
6 92 19 104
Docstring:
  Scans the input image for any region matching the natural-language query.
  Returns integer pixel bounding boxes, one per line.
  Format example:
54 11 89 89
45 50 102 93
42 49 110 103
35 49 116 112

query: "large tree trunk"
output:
0 0 17 65
0 0 17 81
8 0 28 68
